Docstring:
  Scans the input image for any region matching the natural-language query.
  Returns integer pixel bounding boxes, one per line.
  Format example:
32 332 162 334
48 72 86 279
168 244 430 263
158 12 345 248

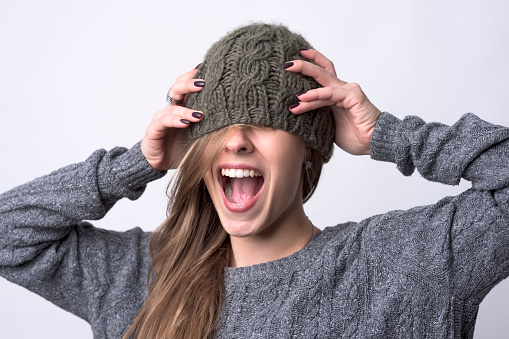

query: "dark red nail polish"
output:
296 91 307 97
282 62 294 69
289 103 300 109
192 112 202 119
194 80 205 87
195 63 202 69
299 47 309 51
180 119 190 124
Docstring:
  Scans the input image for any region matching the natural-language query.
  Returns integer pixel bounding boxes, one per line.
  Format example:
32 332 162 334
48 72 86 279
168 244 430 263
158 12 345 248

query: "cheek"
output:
268 141 305 197
271 156 304 201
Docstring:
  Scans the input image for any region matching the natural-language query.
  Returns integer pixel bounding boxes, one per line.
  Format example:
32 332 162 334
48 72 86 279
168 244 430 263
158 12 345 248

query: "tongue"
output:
230 177 259 205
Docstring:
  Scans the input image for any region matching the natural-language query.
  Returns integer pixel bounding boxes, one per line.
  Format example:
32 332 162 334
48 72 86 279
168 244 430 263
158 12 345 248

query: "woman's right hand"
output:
141 68 205 171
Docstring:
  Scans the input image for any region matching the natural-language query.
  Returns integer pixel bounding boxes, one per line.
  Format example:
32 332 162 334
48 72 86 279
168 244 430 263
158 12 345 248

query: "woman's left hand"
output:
283 49 382 156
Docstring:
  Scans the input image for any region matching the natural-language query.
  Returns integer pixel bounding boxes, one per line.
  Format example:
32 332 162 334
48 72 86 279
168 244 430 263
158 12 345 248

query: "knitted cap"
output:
187 23 334 162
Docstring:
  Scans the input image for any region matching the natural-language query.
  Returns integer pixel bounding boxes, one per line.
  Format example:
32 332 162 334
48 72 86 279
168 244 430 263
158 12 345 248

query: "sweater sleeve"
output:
369 112 509 334
370 112 509 190
0 142 166 325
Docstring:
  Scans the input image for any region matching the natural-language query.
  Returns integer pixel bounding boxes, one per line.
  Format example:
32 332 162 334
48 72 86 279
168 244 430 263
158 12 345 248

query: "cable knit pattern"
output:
1 113 509 338
187 23 335 162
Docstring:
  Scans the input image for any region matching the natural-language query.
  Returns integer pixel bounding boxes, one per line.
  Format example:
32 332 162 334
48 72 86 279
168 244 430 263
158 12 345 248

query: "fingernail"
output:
296 91 307 97
299 47 309 51
195 63 202 69
192 112 203 119
288 103 300 109
282 62 294 69
194 80 205 87
180 119 190 124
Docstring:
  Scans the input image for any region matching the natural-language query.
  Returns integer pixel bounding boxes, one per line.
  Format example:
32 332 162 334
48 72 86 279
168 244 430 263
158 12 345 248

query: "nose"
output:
224 127 254 154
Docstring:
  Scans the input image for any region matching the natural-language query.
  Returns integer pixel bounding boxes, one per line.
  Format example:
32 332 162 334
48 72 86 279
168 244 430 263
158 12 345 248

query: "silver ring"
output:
166 90 184 106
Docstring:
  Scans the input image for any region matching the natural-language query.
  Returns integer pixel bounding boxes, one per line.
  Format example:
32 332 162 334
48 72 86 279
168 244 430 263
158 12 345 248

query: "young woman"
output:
1 23 509 338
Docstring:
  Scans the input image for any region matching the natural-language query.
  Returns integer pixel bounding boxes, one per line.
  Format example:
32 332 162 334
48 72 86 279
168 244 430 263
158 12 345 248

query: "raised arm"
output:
0 65 209 336
368 112 509 337
283 48 509 189
370 112 509 189
0 143 165 324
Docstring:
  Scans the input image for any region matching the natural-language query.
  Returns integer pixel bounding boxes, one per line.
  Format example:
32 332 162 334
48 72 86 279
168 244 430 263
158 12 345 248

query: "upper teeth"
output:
221 168 261 178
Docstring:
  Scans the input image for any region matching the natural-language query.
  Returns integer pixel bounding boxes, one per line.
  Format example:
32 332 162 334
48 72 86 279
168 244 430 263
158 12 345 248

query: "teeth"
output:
221 168 261 178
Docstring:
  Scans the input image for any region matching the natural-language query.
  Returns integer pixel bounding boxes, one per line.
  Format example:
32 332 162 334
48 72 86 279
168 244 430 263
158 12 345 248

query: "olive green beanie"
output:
187 23 335 162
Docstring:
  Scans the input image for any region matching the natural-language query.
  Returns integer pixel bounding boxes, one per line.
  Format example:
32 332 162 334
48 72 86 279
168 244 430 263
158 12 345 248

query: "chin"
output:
220 218 266 238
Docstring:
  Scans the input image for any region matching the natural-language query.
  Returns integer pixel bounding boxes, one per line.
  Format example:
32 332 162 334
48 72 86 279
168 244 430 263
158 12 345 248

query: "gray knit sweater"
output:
1 112 509 338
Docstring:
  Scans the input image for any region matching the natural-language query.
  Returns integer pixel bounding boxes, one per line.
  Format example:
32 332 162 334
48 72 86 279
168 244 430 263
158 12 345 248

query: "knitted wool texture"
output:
187 23 335 162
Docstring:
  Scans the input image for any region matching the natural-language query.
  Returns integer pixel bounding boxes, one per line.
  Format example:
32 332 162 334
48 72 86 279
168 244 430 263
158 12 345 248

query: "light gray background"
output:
1 0 508 337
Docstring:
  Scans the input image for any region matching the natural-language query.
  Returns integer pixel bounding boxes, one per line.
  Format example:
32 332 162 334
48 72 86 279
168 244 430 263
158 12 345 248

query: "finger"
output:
157 114 193 131
283 60 346 87
161 114 195 129
146 115 191 142
289 86 356 114
168 67 202 102
288 99 336 115
170 78 205 102
151 105 203 131
298 48 337 77
162 104 204 122
296 87 349 103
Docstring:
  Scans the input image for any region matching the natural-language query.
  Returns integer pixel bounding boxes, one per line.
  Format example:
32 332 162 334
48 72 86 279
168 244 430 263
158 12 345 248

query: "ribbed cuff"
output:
117 142 167 192
97 142 167 201
370 112 401 164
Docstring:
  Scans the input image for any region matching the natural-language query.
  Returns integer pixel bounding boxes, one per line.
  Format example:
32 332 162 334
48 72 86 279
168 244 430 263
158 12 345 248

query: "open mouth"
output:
220 168 264 206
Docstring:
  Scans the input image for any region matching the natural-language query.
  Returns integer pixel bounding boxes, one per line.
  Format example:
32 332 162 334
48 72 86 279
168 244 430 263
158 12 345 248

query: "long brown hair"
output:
124 126 324 338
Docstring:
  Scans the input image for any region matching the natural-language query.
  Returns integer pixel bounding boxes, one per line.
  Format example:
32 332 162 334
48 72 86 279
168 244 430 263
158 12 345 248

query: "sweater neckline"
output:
224 227 330 284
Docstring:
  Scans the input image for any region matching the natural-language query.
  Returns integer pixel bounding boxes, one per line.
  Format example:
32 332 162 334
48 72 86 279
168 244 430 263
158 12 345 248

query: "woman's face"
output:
203 125 307 238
